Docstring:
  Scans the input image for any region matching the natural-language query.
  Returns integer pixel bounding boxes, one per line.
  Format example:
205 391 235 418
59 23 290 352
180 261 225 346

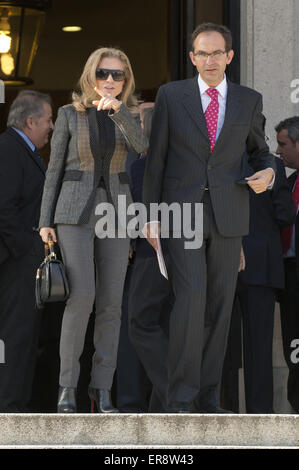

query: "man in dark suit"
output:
0 90 53 412
118 107 173 412
116 152 153 413
275 116 299 413
138 23 275 413
238 156 295 413
128 154 174 413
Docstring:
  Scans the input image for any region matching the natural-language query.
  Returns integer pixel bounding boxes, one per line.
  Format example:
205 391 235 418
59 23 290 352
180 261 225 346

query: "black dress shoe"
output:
167 409 191 414
57 386 77 413
167 402 192 413
196 405 234 414
88 387 119 413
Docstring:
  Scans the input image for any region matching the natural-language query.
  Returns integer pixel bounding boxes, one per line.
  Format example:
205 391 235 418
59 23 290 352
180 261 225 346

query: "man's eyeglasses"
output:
96 68 125 82
193 50 227 60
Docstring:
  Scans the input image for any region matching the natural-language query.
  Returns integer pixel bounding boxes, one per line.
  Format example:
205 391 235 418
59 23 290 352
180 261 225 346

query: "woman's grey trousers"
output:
56 189 130 389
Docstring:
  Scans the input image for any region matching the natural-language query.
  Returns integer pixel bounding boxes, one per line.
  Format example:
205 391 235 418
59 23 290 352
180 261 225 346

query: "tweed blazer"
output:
39 103 148 227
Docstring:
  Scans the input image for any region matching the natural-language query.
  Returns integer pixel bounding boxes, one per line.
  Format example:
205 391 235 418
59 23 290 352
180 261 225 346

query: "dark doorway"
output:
169 0 240 82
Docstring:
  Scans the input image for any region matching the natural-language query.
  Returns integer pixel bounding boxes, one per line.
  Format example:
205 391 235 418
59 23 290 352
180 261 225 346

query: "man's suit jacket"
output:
39 104 148 228
0 127 45 263
239 157 296 289
285 169 299 280
143 77 276 237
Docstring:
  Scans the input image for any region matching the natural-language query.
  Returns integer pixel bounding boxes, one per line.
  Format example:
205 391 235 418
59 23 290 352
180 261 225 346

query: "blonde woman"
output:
39 48 148 413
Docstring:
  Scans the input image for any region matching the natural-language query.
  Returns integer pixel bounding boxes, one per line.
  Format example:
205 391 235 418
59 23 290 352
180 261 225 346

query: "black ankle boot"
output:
57 386 77 413
88 387 118 413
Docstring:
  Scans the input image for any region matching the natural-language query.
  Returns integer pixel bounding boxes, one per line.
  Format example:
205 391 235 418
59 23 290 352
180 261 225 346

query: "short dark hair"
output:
275 116 299 144
7 90 52 130
191 23 232 52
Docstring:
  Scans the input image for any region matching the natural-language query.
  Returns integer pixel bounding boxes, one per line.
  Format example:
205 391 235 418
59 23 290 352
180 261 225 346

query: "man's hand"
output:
245 168 274 193
141 221 161 251
238 245 246 272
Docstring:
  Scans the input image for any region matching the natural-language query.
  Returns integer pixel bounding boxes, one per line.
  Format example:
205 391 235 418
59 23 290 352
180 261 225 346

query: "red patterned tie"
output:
205 88 219 152
281 172 299 254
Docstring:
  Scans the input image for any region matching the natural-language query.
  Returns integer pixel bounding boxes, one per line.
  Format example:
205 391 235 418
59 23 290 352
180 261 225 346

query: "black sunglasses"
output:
95 68 125 82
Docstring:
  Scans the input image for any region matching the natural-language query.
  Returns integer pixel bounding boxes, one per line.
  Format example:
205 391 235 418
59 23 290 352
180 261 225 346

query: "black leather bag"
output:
35 235 70 309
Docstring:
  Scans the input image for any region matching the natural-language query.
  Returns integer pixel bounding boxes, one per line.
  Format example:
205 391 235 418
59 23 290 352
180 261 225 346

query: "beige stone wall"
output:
240 0 299 413
240 0 299 153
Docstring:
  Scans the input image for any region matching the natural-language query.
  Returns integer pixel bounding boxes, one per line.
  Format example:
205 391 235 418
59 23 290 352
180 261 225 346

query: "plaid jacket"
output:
39 103 148 227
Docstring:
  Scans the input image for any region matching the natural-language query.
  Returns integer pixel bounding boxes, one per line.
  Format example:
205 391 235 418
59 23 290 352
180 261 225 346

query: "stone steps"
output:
0 413 298 448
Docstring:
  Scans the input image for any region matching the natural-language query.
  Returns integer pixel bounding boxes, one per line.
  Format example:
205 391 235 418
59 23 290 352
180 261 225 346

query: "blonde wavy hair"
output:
72 47 139 113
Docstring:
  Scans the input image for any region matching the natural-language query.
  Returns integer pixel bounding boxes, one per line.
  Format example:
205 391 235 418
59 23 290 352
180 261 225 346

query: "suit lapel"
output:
288 170 297 189
287 171 299 227
212 80 241 152
87 106 100 163
87 106 101 188
182 77 210 142
7 127 46 174
290 172 299 234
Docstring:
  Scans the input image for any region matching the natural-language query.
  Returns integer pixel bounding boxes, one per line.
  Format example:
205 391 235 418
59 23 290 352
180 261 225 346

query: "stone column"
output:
239 0 299 413
240 0 299 146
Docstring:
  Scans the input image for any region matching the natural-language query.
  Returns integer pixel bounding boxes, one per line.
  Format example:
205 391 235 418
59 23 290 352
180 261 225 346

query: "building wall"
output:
240 0 299 413
240 0 299 152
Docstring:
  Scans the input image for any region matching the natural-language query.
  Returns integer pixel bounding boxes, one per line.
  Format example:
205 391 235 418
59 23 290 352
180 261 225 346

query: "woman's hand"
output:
39 227 57 243
92 87 122 112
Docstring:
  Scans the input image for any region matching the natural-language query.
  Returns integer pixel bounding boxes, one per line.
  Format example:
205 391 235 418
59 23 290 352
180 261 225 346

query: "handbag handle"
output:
44 233 56 260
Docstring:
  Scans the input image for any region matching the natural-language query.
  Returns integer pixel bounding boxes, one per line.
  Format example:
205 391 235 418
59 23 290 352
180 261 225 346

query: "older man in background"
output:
276 116 299 413
0 90 53 412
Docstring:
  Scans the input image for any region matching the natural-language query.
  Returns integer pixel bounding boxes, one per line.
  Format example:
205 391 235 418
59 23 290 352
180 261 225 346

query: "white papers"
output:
156 235 168 280
141 222 168 280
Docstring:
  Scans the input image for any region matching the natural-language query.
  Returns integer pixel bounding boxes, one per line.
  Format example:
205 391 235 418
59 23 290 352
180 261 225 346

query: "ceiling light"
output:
0 8 11 53
0 1 50 86
62 26 82 32
0 32 11 53
1 52 14 75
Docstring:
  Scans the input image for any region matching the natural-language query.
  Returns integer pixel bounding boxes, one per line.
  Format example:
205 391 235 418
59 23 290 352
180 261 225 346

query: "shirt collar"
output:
12 127 35 152
197 73 228 99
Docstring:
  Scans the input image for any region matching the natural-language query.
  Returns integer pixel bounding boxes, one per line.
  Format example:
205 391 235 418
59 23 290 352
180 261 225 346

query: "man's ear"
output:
25 115 34 130
226 49 234 65
189 51 196 67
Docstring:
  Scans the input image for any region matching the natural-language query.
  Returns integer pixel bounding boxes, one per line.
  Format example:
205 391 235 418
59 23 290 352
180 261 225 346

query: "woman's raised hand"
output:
92 87 122 112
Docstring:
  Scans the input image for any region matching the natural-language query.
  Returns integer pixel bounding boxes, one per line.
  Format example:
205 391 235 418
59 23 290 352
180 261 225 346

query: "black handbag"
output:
35 235 70 309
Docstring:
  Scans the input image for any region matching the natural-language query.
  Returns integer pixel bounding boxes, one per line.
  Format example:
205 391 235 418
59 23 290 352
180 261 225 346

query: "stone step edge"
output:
0 445 298 449
1 414 298 448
